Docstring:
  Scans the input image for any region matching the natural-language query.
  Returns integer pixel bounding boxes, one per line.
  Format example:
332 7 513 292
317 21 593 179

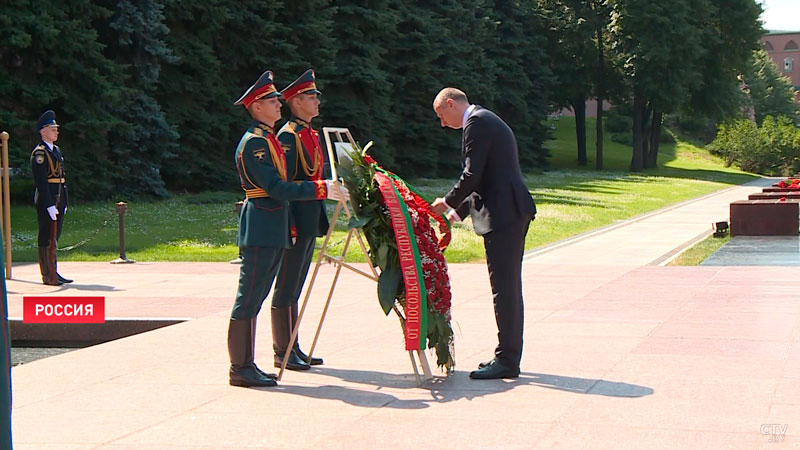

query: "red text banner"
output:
23 296 105 323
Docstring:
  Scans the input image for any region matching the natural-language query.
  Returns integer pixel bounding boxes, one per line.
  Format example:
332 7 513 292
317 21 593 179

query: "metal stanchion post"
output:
110 201 135 264
0 131 10 279
229 201 244 264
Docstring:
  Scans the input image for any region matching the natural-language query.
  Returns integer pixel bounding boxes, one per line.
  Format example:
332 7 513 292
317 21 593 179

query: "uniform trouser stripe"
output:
231 246 283 320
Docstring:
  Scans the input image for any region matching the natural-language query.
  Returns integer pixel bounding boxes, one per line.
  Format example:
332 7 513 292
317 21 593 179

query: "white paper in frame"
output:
322 127 358 181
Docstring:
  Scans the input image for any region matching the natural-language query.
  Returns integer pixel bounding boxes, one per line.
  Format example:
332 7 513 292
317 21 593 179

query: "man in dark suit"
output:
30 110 72 286
228 70 347 388
430 87 536 380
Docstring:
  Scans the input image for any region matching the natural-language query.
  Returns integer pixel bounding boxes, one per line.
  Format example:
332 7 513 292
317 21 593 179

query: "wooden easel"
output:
277 127 433 384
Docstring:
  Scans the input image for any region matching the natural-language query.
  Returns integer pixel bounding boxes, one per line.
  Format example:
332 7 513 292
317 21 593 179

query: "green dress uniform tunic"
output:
231 122 328 320
272 116 329 308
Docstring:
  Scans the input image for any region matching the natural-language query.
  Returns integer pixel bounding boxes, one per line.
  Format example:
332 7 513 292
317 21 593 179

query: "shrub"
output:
605 109 633 133
707 115 800 175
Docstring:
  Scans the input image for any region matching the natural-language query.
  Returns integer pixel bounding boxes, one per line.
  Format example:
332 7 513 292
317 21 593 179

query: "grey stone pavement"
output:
7 177 800 449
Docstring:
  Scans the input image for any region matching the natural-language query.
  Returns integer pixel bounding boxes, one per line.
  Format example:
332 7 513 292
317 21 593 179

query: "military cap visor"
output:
35 110 59 130
282 69 321 102
234 70 282 108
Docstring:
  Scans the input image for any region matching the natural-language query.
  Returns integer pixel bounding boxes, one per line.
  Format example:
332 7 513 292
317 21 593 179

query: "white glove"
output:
46 205 58 221
326 180 350 201
64 206 67 215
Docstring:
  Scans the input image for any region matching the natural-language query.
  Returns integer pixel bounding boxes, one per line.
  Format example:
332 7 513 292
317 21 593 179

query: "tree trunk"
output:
572 95 587 166
641 102 653 166
630 89 645 172
595 24 604 171
646 109 662 168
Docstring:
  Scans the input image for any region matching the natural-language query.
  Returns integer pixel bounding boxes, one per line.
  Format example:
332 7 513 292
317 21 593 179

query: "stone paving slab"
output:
702 236 800 266
8 177 800 449
8 262 800 449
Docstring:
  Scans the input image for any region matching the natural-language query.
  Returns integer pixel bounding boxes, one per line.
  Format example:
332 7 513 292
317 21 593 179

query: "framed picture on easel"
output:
322 127 357 182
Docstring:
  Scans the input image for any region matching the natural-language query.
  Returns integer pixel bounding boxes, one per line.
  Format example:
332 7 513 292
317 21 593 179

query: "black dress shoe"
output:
274 350 310 371
252 363 277 379
57 273 73 283
43 278 63 286
230 365 278 387
469 360 520 379
294 347 323 366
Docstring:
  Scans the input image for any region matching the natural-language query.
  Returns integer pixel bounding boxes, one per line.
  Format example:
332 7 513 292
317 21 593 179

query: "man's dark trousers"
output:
483 218 530 370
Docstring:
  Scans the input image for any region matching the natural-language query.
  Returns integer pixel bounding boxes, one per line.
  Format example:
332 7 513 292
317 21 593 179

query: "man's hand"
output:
46 205 58 221
446 209 462 222
326 180 350 201
431 197 449 215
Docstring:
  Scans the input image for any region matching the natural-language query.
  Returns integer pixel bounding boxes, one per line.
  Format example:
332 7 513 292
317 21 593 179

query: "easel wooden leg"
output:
416 349 433 380
278 202 343 380
408 351 422 385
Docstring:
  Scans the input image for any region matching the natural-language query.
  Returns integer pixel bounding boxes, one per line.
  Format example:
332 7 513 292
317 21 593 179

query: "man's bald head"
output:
432 88 470 130
433 88 469 109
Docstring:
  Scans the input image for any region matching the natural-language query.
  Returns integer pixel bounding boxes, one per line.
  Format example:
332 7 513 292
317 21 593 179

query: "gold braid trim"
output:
266 136 287 181
286 122 320 179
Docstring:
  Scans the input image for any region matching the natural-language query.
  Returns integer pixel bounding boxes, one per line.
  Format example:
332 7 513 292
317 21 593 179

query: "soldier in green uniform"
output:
228 70 347 388
30 110 72 286
271 69 328 371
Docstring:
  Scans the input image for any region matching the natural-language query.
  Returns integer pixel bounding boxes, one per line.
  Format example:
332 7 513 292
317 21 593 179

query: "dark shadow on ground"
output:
263 367 653 409
59 283 118 291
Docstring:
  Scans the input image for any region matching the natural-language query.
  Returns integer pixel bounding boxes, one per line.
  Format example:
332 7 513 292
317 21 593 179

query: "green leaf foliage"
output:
376 260 401 315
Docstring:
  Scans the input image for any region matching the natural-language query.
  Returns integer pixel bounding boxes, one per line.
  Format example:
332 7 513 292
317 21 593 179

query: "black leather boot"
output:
228 319 277 387
272 306 310 371
249 318 276 379
291 302 323 365
38 247 62 286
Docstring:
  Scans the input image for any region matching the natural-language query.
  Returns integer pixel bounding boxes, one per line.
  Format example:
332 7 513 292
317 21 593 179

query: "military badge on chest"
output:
253 148 267 161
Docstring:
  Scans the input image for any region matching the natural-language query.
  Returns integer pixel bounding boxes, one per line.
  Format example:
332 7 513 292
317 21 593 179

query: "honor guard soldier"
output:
228 70 348 388
31 110 72 286
271 69 327 371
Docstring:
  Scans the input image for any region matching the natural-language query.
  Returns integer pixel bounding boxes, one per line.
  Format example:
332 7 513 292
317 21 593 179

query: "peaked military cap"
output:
234 70 281 108
281 69 321 102
35 110 58 130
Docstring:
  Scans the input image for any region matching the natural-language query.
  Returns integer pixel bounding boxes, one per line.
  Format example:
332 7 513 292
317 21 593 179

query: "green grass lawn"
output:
6 117 757 263
668 234 731 266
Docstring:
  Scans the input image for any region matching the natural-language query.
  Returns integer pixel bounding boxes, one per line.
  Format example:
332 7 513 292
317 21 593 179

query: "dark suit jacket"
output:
444 105 536 235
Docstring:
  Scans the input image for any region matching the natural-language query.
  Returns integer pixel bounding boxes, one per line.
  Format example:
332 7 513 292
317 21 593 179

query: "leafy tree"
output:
686 0 764 122
0 1 121 199
742 49 798 124
158 0 294 191
323 1 400 167
610 0 707 170
540 0 596 166
96 0 179 198
487 0 553 169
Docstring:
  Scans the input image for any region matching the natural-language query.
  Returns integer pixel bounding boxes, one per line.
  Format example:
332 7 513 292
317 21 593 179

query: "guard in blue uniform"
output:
228 70 347 388
271 69 327 371
30 110 72 286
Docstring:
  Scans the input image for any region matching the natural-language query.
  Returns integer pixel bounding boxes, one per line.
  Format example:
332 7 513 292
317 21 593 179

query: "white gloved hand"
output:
64 206 67 215
46 205 58 221
325 180 350 201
